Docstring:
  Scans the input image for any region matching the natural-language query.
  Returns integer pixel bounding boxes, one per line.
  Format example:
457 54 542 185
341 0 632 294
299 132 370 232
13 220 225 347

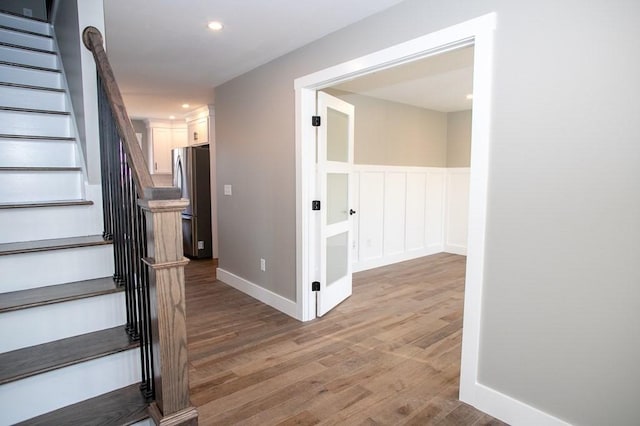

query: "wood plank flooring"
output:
185 253 508 425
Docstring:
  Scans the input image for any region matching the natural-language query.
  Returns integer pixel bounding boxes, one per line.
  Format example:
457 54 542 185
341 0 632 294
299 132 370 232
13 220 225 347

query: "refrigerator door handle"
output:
175 155 184 193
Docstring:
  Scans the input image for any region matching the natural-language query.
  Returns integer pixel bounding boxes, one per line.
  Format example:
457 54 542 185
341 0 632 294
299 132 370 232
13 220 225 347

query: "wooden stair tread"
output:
0 24 53 39
0 60 59 73
0 106 70 115
0 326 137 385
0 81 64 92
0 41 55 55
0 276 119 313
0 235 111 256
0 134 74 141
0 166 80 172
0 199 93 209
16 383 148 426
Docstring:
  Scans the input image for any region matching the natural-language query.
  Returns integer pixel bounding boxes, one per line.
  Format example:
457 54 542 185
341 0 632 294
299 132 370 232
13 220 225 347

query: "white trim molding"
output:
473 384 572 426
216 268 298 320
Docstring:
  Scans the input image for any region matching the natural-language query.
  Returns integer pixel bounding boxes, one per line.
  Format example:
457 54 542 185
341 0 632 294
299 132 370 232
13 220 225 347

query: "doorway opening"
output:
295 12 495 407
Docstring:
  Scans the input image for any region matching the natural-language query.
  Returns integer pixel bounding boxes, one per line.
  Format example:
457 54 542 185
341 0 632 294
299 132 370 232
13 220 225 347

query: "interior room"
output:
326 45 474 273
1 1 638 424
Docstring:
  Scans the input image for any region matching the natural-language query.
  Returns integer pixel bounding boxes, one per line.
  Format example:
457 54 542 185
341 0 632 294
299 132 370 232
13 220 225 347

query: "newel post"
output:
139 197 198 426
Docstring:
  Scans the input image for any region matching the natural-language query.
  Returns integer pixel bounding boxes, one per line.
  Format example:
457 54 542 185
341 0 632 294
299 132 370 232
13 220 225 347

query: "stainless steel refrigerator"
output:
172 145 212 258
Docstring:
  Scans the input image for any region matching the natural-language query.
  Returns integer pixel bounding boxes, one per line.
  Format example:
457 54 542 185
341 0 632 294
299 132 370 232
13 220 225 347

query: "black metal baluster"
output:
135 198 154 400
96 76 113 241
96 72 156 402
121 150 136 338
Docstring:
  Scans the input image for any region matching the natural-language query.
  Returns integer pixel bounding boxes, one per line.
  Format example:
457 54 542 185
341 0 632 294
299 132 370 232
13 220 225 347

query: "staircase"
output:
0 11 148 425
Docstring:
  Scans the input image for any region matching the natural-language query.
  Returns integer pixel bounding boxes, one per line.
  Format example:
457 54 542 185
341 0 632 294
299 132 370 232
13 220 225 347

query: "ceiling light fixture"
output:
169 115 176 120
207 21 223 31
466 94 474 100
181 103 190 109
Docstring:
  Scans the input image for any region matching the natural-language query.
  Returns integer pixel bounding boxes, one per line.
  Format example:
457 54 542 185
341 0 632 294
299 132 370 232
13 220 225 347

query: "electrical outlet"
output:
198 241 204 250
23 8 33 17
224 184 232 196
260 258 266 271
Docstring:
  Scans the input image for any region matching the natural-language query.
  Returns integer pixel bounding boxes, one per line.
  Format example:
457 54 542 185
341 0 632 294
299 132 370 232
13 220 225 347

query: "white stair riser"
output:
0 139 76 167
0 28 53 51
0 14 51 36
0 85 66 111
0 292 126 352
0 348 140 425
131 419 155 426
0 63 61 88
0 170 82 202
0 110 71 137
0 45 57 69
0 245 114 292
0 204 102 243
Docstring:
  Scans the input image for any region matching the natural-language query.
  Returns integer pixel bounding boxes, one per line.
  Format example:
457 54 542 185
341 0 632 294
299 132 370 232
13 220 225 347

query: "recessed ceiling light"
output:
466 94 474 100
181 103 190 109
169 115 176 120
208 21 223 31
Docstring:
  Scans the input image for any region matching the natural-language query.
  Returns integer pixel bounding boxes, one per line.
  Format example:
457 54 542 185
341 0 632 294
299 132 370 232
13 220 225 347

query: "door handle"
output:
349 209 356 215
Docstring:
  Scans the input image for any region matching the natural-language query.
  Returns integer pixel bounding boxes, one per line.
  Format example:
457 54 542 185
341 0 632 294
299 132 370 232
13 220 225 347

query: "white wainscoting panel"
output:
405 173 427 251
351 172 360 262
357 171 384 262
352 165 469 272
426 170 446 251
383 172 406 256
445 168 470 255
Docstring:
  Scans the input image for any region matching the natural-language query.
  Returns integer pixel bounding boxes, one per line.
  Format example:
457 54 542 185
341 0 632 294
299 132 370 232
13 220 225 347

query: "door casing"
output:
294 11 496 410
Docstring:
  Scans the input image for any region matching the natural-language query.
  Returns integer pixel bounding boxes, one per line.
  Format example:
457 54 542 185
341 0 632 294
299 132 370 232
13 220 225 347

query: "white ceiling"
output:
103 0 406 119
331 46 474 112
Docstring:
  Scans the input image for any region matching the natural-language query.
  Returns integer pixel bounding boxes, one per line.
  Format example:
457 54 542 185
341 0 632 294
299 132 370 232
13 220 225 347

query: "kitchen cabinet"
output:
146 120 187 174
185 105 214 146
188 117 209 145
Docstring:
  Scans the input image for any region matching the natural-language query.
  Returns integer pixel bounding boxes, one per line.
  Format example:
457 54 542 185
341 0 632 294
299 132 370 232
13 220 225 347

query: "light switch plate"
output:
224 184 232 196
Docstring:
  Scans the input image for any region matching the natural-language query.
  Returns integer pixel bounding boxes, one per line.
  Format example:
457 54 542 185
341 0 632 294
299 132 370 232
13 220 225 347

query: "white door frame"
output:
294 11 496 407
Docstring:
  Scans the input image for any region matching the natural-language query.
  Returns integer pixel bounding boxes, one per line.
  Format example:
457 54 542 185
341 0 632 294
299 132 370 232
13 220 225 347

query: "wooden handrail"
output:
82 26 178 201
83 26 198 425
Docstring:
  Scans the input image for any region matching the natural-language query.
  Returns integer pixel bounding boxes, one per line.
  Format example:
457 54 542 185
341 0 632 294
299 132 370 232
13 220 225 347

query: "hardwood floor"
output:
185 253 507 425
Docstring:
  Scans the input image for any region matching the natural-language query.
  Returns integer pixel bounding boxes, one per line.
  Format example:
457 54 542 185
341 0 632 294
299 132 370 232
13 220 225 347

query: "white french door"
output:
316 91 355 317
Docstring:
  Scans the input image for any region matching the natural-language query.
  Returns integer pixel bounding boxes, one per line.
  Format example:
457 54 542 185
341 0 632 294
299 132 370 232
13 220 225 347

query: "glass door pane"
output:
327 107 349 162
327 173 348 225
326 231 348 286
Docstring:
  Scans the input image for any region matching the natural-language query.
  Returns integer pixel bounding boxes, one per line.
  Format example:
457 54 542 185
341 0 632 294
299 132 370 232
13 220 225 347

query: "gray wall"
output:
131 119 148 164
214 1 640 424
446 109 472 167
326 90 448 167
328 89 472 167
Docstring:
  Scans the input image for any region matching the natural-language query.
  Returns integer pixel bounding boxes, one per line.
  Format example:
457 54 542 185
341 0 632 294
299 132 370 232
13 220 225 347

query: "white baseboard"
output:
353 247 442 273
463 382 571 426
216 268 299 320
444 244 467 255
